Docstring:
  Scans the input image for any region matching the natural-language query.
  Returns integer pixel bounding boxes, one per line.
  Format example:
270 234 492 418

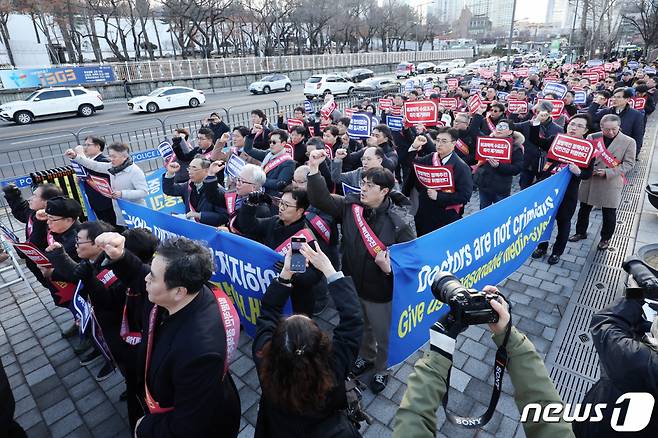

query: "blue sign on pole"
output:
543 82 568 99
0 66 116 89
386 115 404 131
304 100 314 114
573 90 587 105
348 113 374 139
628 61 640 70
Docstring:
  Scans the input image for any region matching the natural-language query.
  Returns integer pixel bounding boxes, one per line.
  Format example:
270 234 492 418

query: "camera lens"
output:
431 272 466 302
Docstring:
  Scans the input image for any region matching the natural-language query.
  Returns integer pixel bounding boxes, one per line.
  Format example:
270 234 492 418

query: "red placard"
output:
539 99 565 119
286 118 304 132
582 72 599 83
439 98 458 111
390 106 402 116
283 143 294 156
403 100 438 125
87 175 113 198
547 134 594 168
501 72 514 82
413 164 454 190
479 68 494 79
630 97 646 110
467 94 482 114
447 78 459 89
476 137 512 163
604 63 614 72
378 98 393 111
514 67 529 77
344 108 355 118
13 242 52 267
320 100 337 119
507 100 528 114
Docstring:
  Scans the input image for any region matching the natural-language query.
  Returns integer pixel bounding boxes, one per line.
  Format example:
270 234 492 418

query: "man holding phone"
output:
237 188 327 315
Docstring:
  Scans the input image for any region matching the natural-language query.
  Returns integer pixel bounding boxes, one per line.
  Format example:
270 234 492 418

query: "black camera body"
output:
431 273 499 325
623 256 658 300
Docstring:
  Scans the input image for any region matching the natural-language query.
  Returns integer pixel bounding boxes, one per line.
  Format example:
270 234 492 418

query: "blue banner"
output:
0 66 115 89
348 113 374 139
387 169 571 367
574 90 587 105
143 168 186 215
118 199 287 337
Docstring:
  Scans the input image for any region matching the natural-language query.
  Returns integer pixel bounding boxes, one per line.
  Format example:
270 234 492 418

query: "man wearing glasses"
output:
162 156 228 226
588 87 645 156
243 128 295 195
77 136 117 225
307 149 416 394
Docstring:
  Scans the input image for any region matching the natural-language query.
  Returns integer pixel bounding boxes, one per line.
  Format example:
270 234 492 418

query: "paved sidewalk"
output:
1 136 655 437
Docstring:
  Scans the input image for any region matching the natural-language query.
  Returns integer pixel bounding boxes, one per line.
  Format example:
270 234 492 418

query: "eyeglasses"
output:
83 143 95 147
236 177 255 185
269 140 279 145
75 239 93 246
293 179 307 184
46 215 65 222
278 200 298 210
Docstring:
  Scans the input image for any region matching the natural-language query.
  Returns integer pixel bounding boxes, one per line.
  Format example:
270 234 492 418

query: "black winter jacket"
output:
308 173 416 302
162 176 228 226
253 275 363 438
475 132 524 196
574 298 658 438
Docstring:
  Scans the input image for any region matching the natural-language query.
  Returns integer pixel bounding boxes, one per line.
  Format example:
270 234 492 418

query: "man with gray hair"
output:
203 162 274 233
515 100 564 189
163 155 228 226
570 114 636 251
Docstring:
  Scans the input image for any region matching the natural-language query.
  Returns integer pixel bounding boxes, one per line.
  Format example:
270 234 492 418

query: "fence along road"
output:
0 91 385 230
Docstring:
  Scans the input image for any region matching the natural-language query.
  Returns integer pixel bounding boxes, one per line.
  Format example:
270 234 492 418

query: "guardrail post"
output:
273 100 279 113
124 61 131 81
224 107 232 125
157 117 166 132
188 59 193 78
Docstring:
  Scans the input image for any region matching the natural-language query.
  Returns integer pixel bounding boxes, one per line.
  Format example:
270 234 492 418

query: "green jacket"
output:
393 327 575 438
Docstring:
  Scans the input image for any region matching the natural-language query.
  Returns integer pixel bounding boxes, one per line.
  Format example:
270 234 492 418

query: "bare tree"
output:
623 0 658 56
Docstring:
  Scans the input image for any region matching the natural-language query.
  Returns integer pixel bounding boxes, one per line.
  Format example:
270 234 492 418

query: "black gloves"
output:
2 183 21 200
246 191 271 206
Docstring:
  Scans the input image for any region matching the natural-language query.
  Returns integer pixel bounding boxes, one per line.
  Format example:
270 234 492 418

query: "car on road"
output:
451 58 466 68
416 62 436 74
304 74 355 99
127 86 205 113
435 61 455 73
348 68 375 83
249 74 292 94
354 77 400 94
447 67 471 77
395 62 416 78
0 87 104 125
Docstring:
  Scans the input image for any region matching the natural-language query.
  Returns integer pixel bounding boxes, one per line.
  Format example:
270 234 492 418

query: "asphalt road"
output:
0 88 313 151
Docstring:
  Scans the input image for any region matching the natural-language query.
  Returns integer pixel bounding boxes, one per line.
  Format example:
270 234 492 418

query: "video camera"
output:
431 273 500 326
623 256 658 300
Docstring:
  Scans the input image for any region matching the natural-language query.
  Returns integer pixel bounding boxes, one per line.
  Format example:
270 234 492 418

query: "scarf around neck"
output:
108 157 133 175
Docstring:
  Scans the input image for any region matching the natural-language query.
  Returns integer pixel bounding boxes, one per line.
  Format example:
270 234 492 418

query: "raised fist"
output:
208 160 225 176
95 232 126 260
166 161 181 175
334 148 348 160
65 149 77 159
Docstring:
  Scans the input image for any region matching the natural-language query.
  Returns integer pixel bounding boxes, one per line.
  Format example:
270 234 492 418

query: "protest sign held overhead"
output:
476 137 513 163
547 134 595 168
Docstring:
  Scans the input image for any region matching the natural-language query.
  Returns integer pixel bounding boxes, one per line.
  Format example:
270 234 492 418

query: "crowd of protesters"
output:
1 54 656 437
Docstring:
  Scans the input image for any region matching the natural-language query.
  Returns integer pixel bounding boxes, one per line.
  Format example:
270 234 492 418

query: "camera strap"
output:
441 320 512 428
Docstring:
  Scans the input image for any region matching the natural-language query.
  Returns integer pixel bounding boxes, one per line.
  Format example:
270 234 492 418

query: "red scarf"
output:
351 204 386 259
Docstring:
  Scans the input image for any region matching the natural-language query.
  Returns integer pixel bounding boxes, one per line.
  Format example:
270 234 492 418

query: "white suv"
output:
304 74 355 99
0 87 104 125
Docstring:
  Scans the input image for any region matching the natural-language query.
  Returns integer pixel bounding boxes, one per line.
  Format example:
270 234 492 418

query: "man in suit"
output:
96 233 241 438
570 114 637 251
588 87 645 155
403 127 473 236
78 136 117 225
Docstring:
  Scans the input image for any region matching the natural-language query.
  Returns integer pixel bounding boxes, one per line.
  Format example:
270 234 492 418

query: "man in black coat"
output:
95 233 241 438
238 187 326 315
243 128 295 195
77 136 117 225
307 154 416 394
203 162 276 233
573 295 658 437
162 157 228 226
588 87 645 155
403 127 473 236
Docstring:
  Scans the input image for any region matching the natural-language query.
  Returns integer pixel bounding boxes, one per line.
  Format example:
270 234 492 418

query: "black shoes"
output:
547 254 561 265
370 373 389 394
352 357 374 376
568 233 587 242
532 247 547 259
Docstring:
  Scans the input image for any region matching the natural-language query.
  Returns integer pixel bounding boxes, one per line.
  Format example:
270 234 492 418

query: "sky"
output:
515 0 550 22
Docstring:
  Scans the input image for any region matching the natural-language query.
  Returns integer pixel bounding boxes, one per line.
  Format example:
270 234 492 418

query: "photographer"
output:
393 284 574 438
253 241 363 437
574 281 658 437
